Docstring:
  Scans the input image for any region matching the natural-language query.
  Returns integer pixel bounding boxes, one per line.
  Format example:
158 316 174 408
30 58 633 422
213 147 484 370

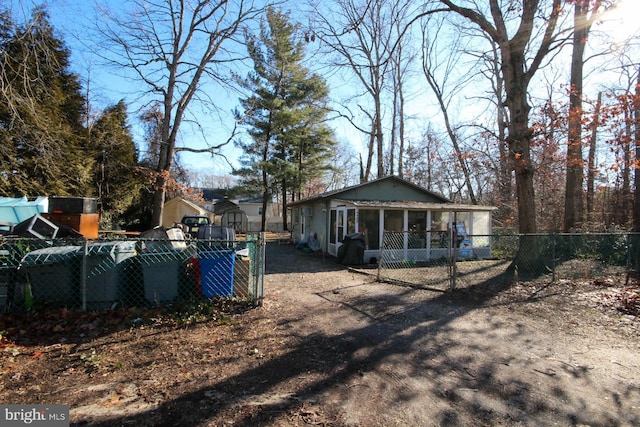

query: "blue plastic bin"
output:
199 250 235 298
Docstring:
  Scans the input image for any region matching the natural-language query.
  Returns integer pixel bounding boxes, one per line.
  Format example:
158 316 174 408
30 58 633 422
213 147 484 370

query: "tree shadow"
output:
77 247 636 426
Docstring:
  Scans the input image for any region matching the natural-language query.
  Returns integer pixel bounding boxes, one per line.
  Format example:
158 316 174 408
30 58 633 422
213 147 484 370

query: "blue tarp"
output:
0 197 48 225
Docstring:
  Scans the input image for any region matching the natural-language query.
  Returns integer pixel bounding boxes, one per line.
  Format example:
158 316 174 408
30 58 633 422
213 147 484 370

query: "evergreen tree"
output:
89 101 142 227
235 6 336 230
0 7 89 197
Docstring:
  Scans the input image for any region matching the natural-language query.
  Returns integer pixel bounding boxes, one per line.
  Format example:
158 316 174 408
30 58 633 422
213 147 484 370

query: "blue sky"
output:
9 0 254 177
6 0 640 183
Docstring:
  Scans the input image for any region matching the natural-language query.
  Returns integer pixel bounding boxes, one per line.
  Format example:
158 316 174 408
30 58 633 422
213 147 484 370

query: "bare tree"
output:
564 0 609 232
310 0 411 181
585 91 602 223
96 0 262 227
419 14 478 204
634 67 640 233
431 0 567 239
389 6 415 178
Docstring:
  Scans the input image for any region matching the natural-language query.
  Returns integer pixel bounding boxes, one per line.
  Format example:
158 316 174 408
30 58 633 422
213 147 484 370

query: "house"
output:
287 176 495 263
199 189 281 232
161 197 213 228
237 196 284 232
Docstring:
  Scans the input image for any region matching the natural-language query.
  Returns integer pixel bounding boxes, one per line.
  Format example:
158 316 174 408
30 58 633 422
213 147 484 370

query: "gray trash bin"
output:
20 246 81 306
85 241 137 309
139 250 185 303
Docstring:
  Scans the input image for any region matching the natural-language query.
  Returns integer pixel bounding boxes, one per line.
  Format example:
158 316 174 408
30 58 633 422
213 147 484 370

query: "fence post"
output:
80 239 88 312
257 232 265 306
449 248 457 291
552 233 556 282
377 231 385 282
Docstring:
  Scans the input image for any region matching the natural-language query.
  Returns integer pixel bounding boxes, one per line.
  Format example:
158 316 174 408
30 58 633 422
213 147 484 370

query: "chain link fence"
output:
377 231 634 291
0 232 265 312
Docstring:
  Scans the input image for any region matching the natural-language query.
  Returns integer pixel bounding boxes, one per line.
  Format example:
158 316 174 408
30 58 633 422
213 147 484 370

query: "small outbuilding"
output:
214 197 248 233
161 197 213 229
288 176 496 264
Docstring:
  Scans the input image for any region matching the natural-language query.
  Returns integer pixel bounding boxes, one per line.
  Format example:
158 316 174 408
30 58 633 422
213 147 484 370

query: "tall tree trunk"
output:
563 0 591 232
364 114 375 182
423 66 478 204
489 39 512 223
375 98 384 178
398 76 405 178
633 69 640 231
586 91 602 223
632 68 640 270
621 105 633 226
390 72 397 176
281 179 288 231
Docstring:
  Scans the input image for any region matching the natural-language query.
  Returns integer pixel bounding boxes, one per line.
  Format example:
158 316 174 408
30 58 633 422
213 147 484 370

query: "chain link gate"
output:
377 231 632 291
0 232 266 312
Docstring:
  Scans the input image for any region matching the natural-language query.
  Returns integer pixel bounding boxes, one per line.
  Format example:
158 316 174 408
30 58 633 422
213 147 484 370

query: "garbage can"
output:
139 250 184 303
199 250 235 298
0 249 11 311
85 241 137 309
20 246 81 306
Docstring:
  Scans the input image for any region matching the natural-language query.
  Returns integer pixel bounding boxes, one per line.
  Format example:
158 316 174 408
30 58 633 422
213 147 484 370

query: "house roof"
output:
164 197 211 215
288 176 452 207
213 198 241 215
338 199 497 211
200 188 230 201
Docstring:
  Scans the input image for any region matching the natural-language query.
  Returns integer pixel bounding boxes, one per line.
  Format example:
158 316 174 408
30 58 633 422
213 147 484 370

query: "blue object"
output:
199 250 235 298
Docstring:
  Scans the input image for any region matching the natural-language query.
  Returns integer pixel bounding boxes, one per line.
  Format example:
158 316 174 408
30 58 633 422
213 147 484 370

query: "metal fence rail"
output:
0 232 265 312
378 232 633 291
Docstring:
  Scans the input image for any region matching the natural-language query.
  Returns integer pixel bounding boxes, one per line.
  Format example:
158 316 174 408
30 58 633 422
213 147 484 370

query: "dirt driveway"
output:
1 242 640 426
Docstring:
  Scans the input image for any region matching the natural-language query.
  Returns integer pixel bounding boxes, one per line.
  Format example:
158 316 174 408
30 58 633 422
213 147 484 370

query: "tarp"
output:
0 197 48 225
337 233 365 265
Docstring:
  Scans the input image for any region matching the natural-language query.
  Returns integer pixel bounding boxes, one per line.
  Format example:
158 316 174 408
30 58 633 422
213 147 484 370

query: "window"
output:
430 211 451 248
408 211 427 232
347 209 356 235
408 211 427 248
359 210 380 250
384 210 403 232
337 210 345 242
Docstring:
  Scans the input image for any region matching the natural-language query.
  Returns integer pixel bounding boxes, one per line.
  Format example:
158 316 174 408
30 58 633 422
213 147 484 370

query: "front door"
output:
329 207 355 256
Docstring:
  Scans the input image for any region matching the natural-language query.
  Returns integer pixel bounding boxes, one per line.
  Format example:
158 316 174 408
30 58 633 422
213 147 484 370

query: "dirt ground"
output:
1 241 640 426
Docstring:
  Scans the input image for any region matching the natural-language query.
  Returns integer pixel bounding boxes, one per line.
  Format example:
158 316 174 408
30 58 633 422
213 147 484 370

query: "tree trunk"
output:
563 0 590 232
281 179 288 231
586 91 602 223
621 105 632 226
375 98 384 178
632 68 640 269
364 115 375 182
151 178 166 228
504 50 540 276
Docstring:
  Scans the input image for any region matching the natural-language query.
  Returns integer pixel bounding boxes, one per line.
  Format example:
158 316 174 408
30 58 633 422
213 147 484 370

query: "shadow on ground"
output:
78 243 639 426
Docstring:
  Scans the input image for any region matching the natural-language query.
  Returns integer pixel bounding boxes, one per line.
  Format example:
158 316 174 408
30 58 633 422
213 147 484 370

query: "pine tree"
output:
0 6 89 197
235 6 336 230
89 101 142 226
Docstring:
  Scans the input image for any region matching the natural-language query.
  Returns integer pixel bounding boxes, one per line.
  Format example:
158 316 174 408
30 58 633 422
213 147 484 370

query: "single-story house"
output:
288 176 496 264
161 197 213 229
237 196 284 232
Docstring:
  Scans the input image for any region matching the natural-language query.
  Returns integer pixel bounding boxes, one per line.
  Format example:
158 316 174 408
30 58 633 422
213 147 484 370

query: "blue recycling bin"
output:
199 250 235 298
